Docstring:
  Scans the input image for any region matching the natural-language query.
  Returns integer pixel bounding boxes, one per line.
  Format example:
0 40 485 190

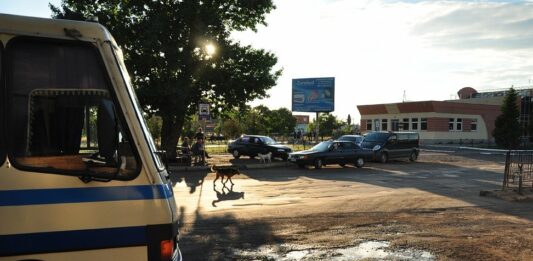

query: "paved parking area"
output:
170 151 533 260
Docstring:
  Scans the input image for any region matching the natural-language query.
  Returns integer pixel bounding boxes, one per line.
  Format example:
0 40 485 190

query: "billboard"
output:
292 77 335 112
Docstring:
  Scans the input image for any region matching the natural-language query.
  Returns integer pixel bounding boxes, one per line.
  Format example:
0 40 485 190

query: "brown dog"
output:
212 165 240 186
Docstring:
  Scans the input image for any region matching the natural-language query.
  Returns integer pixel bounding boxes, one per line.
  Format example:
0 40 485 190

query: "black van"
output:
360 132 419 163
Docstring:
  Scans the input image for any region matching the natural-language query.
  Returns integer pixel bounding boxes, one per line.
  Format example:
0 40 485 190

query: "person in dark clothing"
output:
195 127 205 141
194 127 211 158
191 139 207 165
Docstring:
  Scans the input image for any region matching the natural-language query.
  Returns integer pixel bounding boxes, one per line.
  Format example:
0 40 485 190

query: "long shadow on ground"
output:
178 206 280 260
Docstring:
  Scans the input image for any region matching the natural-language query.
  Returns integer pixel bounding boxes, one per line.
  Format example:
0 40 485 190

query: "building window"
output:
449 118 463 131
381 119 388 131
402 118 409 131
366 120 372 131
471 119 477 131
411 118 418 130
449 118 454 131
374 119 380 131
456 118 462 131
421 118 427 130
391 119 399 131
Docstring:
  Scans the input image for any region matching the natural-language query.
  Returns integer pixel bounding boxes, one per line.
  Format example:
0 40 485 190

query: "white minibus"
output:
0 14 181 261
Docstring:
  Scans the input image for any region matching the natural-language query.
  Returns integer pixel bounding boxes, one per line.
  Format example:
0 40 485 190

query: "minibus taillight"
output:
161 239 174 260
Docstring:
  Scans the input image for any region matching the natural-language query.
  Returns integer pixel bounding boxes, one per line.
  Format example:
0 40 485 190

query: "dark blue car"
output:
228 135 292 160
288 140 373 169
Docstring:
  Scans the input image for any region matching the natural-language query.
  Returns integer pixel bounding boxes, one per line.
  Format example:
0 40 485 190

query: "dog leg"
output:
221 176 227 185
213 174 218 184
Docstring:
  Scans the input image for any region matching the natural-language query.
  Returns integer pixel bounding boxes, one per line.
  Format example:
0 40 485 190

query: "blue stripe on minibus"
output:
0 184 173 206
0 226 146 256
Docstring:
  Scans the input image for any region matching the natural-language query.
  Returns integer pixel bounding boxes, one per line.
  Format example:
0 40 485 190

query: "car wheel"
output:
379 152 388 163
298 164 305 169
314 159 323 169
409 151 418 162
232 150 240 159
282 155 289 161
339 163 346 167
355 157 365 168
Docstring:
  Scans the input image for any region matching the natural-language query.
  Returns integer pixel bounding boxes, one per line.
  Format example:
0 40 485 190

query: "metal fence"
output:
503 151 533 192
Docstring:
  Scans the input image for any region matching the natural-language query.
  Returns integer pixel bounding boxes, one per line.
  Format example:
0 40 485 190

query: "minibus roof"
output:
0 13 114 43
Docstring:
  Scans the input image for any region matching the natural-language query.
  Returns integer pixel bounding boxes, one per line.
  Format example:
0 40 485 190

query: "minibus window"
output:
111 44 165 170
7 39 140 180
0 44 5 166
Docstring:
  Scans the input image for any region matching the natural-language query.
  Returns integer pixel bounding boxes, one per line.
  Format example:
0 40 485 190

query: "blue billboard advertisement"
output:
292 77 335 112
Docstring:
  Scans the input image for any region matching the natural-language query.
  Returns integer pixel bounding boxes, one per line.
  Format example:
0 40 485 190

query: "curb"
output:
168 162 292 172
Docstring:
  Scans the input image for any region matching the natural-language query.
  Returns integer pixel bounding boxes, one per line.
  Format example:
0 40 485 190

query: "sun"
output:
205 43 216 56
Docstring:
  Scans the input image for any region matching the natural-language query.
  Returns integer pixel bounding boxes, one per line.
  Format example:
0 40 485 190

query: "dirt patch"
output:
180 207 533 260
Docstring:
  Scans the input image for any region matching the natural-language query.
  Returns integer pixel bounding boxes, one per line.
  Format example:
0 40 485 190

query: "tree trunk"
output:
160 114 185 159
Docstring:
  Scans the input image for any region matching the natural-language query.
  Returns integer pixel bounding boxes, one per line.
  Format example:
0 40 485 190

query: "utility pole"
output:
315 112 320 143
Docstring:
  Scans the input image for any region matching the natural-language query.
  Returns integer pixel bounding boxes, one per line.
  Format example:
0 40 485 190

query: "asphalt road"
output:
170 151 533 260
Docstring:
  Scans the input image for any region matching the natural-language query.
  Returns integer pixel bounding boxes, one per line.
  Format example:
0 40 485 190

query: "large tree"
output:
51 0 281 157
492 88 521 149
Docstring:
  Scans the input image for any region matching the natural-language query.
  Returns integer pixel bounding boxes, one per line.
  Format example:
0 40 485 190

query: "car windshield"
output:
310 141 332 152
260 136 277 145
363 132 389 142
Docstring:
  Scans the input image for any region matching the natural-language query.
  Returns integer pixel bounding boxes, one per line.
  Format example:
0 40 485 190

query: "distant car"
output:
360 131 419 163
227 135 292 160
288 140 373 169
338 135 363 145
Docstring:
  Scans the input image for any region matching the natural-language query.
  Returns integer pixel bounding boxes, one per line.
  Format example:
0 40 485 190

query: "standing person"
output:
195 127 205 141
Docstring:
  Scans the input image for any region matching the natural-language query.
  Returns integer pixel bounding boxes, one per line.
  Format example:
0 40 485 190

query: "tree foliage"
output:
51 0 281 157
221 118 241 139
208 105 296 137
492 88 521 149
308 113 343 139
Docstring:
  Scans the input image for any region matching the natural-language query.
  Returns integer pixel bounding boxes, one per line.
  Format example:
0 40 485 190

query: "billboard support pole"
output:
315 112 320 143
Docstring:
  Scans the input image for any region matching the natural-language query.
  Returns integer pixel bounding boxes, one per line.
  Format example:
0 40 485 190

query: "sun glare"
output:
205 43 216 56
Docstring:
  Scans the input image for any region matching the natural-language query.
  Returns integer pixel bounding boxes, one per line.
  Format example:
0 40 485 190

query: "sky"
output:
2 0 533 123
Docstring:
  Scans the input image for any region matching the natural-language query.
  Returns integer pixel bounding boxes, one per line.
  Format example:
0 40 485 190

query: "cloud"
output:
412 1 533 50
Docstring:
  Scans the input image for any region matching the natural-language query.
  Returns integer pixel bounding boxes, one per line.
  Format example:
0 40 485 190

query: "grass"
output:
202 143 313 154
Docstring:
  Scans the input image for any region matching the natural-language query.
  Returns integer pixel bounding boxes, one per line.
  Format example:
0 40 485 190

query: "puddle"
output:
332 241 434 261
233 240 434 261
